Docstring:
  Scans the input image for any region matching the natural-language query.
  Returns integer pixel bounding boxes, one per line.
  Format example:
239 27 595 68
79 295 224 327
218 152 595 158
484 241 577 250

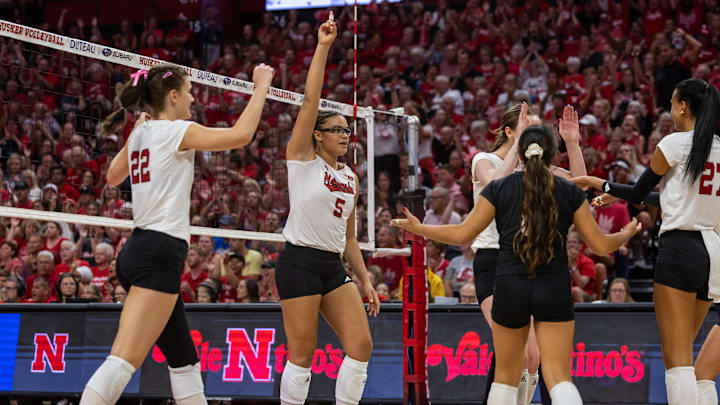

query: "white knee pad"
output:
280 361 312 405
487 383 518 405
81 355 135 405
666 367 698 405
526 372 539 405
169 362 207 405
549 381 583 405
335 356 368 405
516 370 529 405
698 380 718 405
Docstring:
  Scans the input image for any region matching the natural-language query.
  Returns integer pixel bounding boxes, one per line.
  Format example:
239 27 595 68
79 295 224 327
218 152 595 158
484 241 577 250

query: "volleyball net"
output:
0 20 420 253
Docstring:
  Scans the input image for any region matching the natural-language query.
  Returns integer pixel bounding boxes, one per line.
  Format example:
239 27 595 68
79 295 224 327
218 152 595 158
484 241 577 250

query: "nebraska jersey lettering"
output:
470 152 503 252
127 120 194 243
283 156 356 253
657 130 720 234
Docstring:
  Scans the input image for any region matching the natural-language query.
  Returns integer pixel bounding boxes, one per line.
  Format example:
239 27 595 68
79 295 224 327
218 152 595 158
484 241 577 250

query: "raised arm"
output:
556 105 587 178
573 200 641 256
179 64 274 151
286 15 337 161
391 196 496 247
679 28 702 66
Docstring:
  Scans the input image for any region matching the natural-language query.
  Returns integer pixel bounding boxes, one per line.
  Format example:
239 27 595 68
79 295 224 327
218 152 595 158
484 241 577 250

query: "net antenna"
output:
0 20 382 249
353 1 358 174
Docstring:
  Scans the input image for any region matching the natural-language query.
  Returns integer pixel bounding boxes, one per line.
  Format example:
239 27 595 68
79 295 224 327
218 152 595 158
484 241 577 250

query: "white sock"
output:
280 361 312 405
169 362 207 405
516 369 529 405
698 380 718 405
665 367 697 405
80 355 135 405
526 371 539 404
336 356 369 405
549 381 583 405
488 383 518 405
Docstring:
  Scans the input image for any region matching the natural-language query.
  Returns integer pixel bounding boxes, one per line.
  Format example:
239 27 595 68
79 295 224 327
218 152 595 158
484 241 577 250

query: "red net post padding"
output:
402 232 429 405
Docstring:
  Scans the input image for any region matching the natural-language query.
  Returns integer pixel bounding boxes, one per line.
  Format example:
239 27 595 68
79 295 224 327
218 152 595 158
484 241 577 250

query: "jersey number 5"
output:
333 198 346 218
699 162 720 196
130 149 151 184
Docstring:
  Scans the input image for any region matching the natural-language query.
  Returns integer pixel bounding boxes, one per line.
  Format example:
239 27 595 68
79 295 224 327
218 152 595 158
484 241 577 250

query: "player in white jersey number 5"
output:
572 78 720 405
79 63 274 405
276 12 380 405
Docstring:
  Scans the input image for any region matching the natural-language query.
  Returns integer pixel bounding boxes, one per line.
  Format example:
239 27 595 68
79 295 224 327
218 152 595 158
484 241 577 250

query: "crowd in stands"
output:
1 0 717 305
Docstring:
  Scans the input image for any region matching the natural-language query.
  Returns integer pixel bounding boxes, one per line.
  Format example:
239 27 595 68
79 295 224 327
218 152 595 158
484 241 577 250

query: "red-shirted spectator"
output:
54 240 89 278
90 242 113 289
181 245 209 303
210 252 246 303
25 250 57 299
0 241 23 276
42 221 67 264
49 167 79 201
25 276 54 303
138 33 169 60
165 15 194 59
12 182 33 209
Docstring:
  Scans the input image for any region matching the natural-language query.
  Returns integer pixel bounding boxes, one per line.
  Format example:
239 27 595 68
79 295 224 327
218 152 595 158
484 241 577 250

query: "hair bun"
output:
525 143 544 159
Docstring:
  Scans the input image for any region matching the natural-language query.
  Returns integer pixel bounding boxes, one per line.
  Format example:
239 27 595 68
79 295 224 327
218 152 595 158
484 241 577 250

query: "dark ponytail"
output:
513 125 561 275
102 64 189 135
675 78 720 182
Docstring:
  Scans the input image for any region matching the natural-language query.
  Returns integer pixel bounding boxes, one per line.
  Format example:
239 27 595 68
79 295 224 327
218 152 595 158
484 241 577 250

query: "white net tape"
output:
0 20 374 119
0 19 387 251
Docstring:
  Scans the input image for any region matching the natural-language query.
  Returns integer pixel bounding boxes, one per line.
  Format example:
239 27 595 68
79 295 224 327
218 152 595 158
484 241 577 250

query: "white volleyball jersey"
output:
127 120 195 243
471 152 504 251
283 156 357 254
657 130 720 235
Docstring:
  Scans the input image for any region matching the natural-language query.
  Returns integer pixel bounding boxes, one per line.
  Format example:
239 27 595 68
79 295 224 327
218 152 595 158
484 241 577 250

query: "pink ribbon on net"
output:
130 69 148 86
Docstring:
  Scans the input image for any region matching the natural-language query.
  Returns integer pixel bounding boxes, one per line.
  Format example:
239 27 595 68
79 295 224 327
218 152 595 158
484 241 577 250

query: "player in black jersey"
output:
393 125 640 405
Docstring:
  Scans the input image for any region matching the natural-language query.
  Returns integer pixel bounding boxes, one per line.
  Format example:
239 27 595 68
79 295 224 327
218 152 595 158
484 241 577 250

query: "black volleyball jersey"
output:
481 172 587 276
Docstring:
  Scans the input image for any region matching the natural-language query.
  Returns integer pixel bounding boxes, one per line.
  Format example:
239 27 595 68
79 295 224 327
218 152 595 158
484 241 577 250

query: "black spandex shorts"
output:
276 242 351 300
492 271 574 329
473 249 498 303
654 230 711 301
116 228 188 294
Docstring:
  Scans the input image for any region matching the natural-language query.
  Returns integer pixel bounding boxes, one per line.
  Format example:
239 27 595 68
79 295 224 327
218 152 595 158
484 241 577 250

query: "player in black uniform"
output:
392 125 640 404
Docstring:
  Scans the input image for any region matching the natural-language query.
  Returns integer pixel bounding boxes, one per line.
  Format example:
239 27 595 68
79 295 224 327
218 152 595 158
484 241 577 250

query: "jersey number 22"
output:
130 149 151 184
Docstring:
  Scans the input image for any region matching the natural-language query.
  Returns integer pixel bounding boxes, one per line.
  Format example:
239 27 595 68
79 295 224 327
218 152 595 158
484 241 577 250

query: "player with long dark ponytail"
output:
393 124 640 405
572 78 720 405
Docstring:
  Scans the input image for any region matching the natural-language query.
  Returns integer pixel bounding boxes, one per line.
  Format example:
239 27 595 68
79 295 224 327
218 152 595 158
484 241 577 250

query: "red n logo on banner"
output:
31 333 69 373
223 328 275 382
